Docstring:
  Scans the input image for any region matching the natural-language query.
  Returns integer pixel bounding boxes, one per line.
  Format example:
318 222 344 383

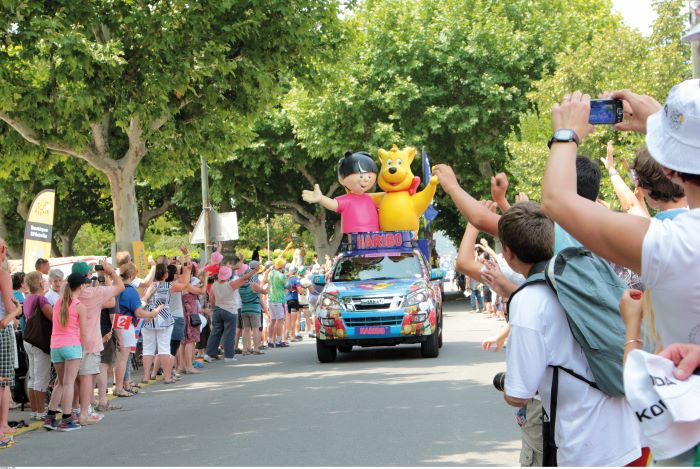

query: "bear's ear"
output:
377 148 389 163
404 147 415 164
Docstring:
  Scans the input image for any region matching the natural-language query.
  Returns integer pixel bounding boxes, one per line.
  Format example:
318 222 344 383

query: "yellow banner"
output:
22 190 56 271
132 240 148 277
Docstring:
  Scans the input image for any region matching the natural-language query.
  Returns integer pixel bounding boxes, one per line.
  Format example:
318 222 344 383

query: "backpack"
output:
508 246 627 397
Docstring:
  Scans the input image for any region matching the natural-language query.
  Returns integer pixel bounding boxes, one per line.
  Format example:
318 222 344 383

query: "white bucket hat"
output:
682 22 700 42
623 349 700 460
645 79 700 174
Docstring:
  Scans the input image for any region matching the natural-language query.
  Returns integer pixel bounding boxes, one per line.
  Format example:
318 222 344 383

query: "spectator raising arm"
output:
433 164 500 237
540 91 652 273
490 173 511 213
601 141 649 217
455 223 487 283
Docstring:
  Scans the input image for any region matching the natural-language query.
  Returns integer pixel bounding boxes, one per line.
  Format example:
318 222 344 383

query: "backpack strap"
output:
554 365 599 390
543 367 559 466
505 261 548 322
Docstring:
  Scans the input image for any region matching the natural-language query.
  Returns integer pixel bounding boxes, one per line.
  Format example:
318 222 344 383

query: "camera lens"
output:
493 372 506 392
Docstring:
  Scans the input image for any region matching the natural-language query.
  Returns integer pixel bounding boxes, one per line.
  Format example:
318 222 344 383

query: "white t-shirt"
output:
44 289 60 306
641 209 700 347
505 283 641 467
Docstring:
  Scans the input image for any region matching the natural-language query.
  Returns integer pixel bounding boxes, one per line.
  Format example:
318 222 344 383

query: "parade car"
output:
313 231 445 363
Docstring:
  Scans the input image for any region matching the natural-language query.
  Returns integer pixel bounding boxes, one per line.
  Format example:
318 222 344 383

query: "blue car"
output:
313 231 445 363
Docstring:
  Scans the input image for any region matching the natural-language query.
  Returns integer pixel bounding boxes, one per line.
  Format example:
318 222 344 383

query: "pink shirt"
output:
79 286 118 354
336 193 379 233
51 298 81 348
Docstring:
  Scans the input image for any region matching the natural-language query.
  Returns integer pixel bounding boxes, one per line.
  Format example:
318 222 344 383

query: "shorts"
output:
118 324 137 349
482 288 493 303
240 313 261 329
286 299 300 312
171 316 185 342
520 398 544 467
24 341 52 391
79 352 102 376
141 325 173 356
269 303 286 321
101 336 117 365
51 345 83 363
0 327 16 385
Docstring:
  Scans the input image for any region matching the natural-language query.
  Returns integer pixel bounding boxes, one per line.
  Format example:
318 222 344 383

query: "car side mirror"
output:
430 269 445 281
312 274 326 286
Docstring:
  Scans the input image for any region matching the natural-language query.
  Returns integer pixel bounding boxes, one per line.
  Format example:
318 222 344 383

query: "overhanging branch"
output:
0 110 112 170
271 200 316 224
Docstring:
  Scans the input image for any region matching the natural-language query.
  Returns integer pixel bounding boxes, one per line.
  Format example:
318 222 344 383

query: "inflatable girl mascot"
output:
302 151 379 233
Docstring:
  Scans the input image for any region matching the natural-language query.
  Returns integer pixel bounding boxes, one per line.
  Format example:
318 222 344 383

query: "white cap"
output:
682 22 700 42
645 79 700 174
624 349 700 460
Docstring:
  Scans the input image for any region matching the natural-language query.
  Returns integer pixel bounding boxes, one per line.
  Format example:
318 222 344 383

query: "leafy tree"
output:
506 0 692 204
285 0 623 243
0 1 342 250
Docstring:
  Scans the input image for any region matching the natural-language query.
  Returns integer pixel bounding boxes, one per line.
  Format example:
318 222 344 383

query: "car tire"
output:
438 308 443 348
337 345 353 353
317 340 338 363
421 330 440 358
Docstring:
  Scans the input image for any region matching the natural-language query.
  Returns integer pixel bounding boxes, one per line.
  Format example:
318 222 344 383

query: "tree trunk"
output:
305 219 342 260
59 221 81 257
106 166 141 252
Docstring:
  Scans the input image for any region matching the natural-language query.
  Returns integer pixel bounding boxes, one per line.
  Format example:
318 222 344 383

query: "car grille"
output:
343 315 404 327
345 296 401 311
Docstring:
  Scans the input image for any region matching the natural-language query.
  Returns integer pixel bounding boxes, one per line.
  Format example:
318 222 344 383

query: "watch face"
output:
555 129 575 140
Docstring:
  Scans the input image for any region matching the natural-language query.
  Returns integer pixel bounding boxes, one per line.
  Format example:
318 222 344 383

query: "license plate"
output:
355 326 390 336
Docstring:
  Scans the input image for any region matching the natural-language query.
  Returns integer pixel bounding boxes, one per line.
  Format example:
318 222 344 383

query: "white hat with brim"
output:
645 79 700 174
624 349 700 460
682 22 700 42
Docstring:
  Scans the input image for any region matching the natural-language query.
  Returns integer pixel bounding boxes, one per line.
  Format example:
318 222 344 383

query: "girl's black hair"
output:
155 263 168 281
338 151 378 179
166 264 178 282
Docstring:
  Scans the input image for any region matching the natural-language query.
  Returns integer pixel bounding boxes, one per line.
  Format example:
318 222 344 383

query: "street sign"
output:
190 210 239 244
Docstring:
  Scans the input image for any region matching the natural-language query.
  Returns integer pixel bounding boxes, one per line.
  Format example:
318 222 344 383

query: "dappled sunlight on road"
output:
422 439 521 466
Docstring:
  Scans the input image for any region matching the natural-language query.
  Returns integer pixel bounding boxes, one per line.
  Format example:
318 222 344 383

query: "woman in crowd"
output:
43 273 91 432
22 271 53 421
141 261 188 385
239 261 268 355
180 264 207 374
205 265 256 362
0 239 21 447
167 263 190 377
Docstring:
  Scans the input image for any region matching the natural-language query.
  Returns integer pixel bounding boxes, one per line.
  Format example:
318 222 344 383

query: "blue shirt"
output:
118 284 142 318
654 208 687 221
285 276 300 302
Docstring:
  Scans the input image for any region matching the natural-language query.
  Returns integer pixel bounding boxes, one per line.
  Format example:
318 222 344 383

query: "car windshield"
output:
331 253 423 282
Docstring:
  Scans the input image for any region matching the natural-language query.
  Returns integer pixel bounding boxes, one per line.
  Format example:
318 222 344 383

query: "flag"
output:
22 189 56 271
421 147 439 224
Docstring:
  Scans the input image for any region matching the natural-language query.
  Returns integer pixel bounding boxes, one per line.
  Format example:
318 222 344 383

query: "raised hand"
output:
432 164 459 193
515 192 529 203
605 90 661 134
601 140 615 172
302 184 323 204
551 91 595 141
490 173 509 202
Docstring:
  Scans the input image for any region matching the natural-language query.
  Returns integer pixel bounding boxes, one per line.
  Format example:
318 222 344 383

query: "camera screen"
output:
589 101 619 124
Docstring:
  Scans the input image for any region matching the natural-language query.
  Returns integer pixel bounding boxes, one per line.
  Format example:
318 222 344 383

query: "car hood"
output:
323 277 428 299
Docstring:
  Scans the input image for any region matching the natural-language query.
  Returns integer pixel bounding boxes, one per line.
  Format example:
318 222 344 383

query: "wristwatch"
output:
547 129 580 149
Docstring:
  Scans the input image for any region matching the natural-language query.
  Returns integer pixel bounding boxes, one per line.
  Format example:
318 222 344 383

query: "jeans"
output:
470 288 483 310
205 307 238 359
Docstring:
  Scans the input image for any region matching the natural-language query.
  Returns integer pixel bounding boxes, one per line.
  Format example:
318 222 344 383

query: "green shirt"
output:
268 270 287 304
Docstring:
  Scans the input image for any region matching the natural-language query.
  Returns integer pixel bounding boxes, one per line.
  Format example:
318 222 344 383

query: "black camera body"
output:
94 264 104 271
493 371 506 392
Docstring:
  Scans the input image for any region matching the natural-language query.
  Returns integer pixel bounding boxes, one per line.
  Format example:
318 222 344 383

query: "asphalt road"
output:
3 291 520 466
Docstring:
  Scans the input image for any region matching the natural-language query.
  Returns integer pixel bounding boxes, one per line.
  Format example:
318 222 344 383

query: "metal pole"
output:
266 214 271 261
201 155 212 265
691 1 700 79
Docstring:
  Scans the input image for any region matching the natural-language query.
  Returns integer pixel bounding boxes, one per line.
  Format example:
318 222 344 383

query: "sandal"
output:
95 402 122 411
113 388 135 398
123 386 139 394
254 350 265 355
0 437 13 449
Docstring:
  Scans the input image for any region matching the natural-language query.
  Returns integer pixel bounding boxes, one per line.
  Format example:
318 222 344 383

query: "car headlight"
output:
413 313 427 323
320 294 344 311
403 289 429 307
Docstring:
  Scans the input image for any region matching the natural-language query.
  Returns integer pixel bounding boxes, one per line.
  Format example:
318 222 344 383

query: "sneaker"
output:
192 361 204 369
58 419 82 432
33 412 47 421
308 332 316 338
203 354 214 363
88 407 104 421
276 342 289 348
43 417 58 431
235 348 243 354
79 413 102 425
267 341 275 349
223 357 238 362
295 333 303 340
